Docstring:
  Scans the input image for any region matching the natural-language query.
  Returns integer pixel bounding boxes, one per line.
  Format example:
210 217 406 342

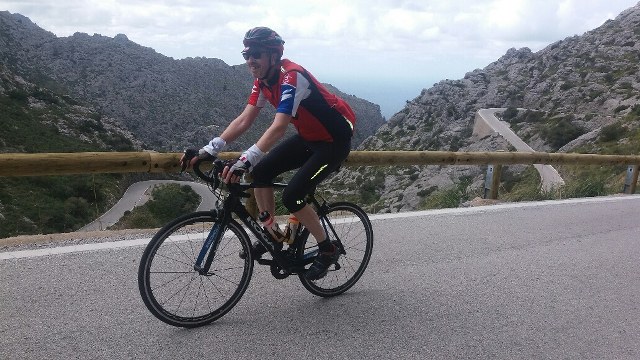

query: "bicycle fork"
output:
194 210 225 275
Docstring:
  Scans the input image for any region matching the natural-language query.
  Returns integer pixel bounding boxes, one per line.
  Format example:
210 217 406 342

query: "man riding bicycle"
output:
182 27 356 280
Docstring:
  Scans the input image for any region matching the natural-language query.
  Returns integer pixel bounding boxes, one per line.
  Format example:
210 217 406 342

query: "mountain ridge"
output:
0 10 385 151
332 3 640 212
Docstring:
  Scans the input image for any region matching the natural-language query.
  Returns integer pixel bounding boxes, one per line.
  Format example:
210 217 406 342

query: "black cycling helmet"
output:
242 27 285 57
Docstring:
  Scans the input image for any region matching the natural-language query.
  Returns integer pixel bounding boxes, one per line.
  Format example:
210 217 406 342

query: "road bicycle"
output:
137 158 374 328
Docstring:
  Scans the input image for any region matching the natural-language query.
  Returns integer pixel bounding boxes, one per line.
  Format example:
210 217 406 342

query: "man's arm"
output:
255 112 291 152
221 112 291 183
219 104 262 143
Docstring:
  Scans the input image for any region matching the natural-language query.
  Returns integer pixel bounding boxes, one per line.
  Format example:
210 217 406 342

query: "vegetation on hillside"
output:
0 86 135 152
0 174 122 236
0 65 141 238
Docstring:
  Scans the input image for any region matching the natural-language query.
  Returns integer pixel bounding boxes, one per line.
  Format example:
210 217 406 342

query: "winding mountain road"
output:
475 108 565 191
78 180 217 232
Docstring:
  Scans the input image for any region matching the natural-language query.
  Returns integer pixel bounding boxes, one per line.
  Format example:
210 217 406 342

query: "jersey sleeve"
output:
247 79 266 108
277 71 310 116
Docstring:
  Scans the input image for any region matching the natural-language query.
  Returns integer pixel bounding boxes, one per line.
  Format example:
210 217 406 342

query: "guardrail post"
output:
483 164 503 200
622 165 639 194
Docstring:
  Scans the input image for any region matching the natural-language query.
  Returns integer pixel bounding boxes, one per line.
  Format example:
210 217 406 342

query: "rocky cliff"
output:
0 64 139 152
332 3 640 213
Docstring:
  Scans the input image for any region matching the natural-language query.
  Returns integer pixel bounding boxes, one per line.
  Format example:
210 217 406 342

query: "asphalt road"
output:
2 195 640 359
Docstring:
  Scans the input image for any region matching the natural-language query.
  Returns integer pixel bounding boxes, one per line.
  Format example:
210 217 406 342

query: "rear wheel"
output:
298 202 373 297
138 212 253 327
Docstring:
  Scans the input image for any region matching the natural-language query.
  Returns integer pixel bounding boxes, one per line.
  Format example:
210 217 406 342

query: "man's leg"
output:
254 187 275 215
292 204 325 243
238 136 309 259
280 141 351 280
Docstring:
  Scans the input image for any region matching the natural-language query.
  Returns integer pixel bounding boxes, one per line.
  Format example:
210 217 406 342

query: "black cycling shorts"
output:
251 135 351 212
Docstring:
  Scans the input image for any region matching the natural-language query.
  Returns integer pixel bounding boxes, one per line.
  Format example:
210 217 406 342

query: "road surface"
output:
3 195 640 359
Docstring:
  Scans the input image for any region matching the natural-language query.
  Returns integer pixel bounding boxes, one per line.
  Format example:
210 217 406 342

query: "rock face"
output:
333 4 640 213
0 11 385 151
0 64 140 152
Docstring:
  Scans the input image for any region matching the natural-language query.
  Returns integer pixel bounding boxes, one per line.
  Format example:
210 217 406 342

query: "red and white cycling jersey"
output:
248 59 356 143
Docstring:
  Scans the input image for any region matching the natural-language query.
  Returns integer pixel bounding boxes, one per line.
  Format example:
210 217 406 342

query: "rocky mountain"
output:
0 63 140 153
332 3 640 213
0 11 385 152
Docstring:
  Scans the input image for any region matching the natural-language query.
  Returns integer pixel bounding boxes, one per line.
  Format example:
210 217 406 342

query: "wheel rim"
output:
299 204 373 296
139 214 252 327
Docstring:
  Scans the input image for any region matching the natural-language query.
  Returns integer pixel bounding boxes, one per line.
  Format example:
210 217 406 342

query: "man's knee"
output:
282 189 306 213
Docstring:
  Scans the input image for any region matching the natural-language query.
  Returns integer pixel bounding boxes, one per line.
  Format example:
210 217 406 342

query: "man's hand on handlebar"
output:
222 159 247 184
180 148 215 172
180 148 248 184
221 146 262 184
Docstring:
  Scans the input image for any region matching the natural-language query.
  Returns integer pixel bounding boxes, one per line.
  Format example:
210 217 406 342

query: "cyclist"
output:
182 27 356 280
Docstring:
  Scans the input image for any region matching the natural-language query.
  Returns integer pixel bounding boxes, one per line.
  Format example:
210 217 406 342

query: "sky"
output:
2 0 639 118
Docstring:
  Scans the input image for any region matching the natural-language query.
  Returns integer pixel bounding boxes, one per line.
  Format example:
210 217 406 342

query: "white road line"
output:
0 238 152 260
2 195 639 261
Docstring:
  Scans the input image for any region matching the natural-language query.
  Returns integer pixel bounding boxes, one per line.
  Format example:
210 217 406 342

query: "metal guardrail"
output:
0 151 638 195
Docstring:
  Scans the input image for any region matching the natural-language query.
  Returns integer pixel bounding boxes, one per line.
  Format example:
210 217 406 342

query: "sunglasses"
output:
242 50 266 60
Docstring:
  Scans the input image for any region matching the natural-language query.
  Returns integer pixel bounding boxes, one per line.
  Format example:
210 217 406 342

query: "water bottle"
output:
259 211 285 243
283 215 299 245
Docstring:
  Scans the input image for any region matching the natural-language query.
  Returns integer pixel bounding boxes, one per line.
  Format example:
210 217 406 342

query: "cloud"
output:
5 0 635 60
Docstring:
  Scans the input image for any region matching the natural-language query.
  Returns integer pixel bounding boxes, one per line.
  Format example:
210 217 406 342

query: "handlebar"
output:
181 149 250 192
193 158 224 188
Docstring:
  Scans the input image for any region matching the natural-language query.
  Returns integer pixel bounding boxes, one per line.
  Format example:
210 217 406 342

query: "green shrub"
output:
420 187 462 209
110 184 201 229
523 110 545 123
540 117 585 150
502 107 519 123
7 89 29 103
501 167 556 202
561 173 609 198
614 105 629 113
419 177 472 209
417 186 438 197
599 123 625 142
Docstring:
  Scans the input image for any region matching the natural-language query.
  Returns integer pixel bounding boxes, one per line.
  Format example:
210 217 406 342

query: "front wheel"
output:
138 211 253 328
297 202 373 297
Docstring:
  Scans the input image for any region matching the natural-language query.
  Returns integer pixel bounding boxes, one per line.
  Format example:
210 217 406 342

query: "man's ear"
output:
270 53 279 66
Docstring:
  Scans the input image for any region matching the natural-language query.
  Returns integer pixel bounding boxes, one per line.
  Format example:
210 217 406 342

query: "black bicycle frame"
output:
194 182 313 275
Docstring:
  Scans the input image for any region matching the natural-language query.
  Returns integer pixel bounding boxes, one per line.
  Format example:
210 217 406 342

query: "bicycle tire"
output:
297 202 373 297
138 211 253 328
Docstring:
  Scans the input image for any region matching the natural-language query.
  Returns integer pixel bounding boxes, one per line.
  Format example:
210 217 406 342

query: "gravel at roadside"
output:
0 229 159 253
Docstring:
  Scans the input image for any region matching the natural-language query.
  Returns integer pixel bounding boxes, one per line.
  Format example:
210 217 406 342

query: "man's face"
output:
243 47 271 79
